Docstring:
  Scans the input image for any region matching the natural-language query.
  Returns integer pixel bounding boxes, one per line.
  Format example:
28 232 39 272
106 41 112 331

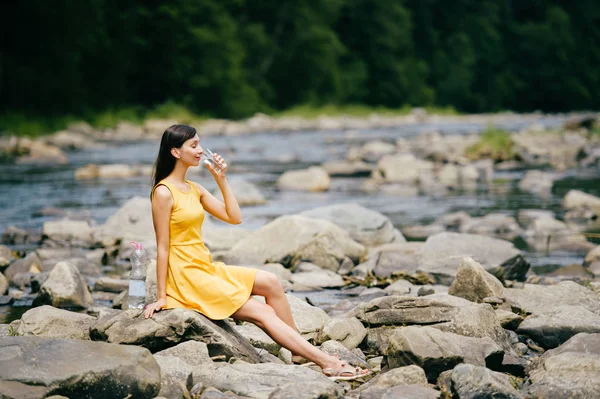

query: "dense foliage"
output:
1 0 598 120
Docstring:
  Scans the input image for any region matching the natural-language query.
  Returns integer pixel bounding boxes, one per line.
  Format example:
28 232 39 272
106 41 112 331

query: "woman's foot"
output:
322 360 371 381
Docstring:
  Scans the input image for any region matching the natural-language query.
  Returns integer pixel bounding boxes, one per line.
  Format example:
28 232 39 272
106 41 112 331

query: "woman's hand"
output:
206 152 228 179
144 298 167 319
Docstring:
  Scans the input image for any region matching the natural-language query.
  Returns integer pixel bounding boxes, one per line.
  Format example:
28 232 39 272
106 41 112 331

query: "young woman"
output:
143 124 369 381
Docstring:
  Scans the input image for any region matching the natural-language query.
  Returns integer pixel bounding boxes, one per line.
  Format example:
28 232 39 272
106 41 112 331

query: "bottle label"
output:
129 280 146 297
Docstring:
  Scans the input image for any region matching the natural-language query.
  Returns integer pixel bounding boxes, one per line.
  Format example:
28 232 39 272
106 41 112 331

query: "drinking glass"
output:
200 148 222 173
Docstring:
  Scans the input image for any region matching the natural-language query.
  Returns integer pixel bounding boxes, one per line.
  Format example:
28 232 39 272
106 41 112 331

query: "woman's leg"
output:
231 297 338 370
252 270 298 331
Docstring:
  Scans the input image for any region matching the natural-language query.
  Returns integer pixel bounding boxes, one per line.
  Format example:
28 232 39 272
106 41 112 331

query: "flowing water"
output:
1 116 599 323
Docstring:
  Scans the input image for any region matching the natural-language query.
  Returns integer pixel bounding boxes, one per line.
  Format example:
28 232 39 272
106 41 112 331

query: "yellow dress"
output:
152 179 257 320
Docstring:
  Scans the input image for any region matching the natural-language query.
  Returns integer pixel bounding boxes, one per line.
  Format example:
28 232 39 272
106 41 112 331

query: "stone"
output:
93 277 129 293
523 217 592 253
351 365 428 399
0 245 12 268
321 160 373 177
584 246 600 267
290 269 345 288
448 257 505 303
0 272 7 295
92 196 155 245
316 317 367 350
234 323 279 355
154 340 212 366
495 309 523 330
42 219 93 245
16 305 95 340
518 170 556 197
0 336 160 399
459 213 523 241
3 251 43 283
212 178 267 206
277 166 331 192
361 242 423 278
563 189 600 214
153 354 193 399
451 363 523 399
35 261 93 309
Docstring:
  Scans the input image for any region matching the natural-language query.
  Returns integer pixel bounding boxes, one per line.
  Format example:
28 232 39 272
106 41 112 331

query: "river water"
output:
1 116 599 323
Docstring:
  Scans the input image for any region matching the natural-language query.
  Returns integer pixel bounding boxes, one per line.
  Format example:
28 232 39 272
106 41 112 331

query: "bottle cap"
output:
130 241 143 250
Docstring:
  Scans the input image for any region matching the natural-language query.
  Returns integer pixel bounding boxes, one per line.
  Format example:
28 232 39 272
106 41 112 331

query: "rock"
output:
438 163 461 188
278 294 330 339
563 189 600 214
269 380 344 399
42 219 93 246
15 141 68 165
223 215 364 267
0 245 12 268
92 196 155 246
0 272 7 295
401 224 446 240
35 261 93 309
417 232 529 285
516 305 600 349
212 178 267 206
359 287 388 302
358 140 397 162
154 340 212 366
203 226 251 252
365 384 440 399
504 281 600 316
15 305 95 340
0 336 160 399
386 326 504 382
191 362 339 399
523 333 600 399
290 269 345 288
459 213 523 241
451 363 523 399
448 257 505 303
319 340 370 369
1 225 41 246
517 209 555 227
518 170 556 197
351 365 428 399
384 279 416 296
90 308 261 362
234 323 279 355
277 166 331 192
584 246 600 267
153 354 193 399
359 242 423 278
4 251 43 282
495 309 523 330
377 154 434 184
347 295 512 349
322 160 373 177
300 203 402 246
523 217 592 253
94 277 129 293
316 317 367 349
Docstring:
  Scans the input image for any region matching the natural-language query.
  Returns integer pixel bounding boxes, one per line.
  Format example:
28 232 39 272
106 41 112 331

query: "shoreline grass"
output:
465 126 516 161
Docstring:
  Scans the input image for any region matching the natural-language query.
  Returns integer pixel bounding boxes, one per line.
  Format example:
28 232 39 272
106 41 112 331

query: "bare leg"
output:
252 271 298 331
231 297 340 370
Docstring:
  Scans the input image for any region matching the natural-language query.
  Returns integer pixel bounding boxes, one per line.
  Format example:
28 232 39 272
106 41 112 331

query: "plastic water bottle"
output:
128 241 147 309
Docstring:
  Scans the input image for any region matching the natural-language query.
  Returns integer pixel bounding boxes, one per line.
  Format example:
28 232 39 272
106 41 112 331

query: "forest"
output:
0 0 598 123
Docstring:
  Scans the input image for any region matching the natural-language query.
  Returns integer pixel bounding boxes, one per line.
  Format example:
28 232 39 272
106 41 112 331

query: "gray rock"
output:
212 178 267 206
518 170 556 197
384 279 416 296
563 189 600 214
451 363 523 399
300 203 401 246
352 365 428 399
584 246 600 267
322 160 373 177
234 323 279 355
15 305 95 340
290 269 345 288
517 305 600 349
401 224 446 240
523 217 592 253
90 308 261 363
319 340 370 369
154 340 212 366
494 309 523 330
269 380 344 399
448 257 505 303
0 272 7 295
524 333 600 399
0 245 12 268
153 354 194 399
224 215 364 268
203 227 252 252
93 277 129 293
92 196 155 246
0 336 160 399
386 326 504 382
192 362 338 399
369 384 440 399
35 261 93 309
516 209 555 227
362 242 423 278
4 251 43 283
459 213 523 241
316 317 367 350
42 219 93 246
277 166 331 192
417 232 529 285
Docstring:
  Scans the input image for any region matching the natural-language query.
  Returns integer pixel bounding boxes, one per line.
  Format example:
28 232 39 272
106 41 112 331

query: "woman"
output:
143 124 369 381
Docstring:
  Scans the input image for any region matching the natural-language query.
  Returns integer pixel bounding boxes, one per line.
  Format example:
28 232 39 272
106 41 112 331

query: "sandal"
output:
322 361 371 381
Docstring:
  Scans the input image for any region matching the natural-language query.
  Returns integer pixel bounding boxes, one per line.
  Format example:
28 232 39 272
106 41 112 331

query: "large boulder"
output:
316 317 367 350
152 355 194 399
191 362 341 399
357 242 423 278
448 257 505 303
42 219 94 246
417 232 529 285
386 326 504 382
0 336 160 399
377 154 434 184
15 305 95 340
523 333 600 399
563 189 600 214
90 308 261 363
350 365 428 399
212 178 267 206
92 196 155 246
223 215 365 267
451 363 523 399
300 203 403 246
277 166 331 192
35 262 93 309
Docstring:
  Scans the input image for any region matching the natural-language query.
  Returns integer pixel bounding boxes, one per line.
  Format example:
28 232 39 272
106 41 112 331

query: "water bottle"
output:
128 241 147 309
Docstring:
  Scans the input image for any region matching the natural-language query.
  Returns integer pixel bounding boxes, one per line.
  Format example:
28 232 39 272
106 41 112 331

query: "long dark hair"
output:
152 124 197 191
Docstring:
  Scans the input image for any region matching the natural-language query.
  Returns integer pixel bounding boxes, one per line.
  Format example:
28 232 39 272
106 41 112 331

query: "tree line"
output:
1 0 598 120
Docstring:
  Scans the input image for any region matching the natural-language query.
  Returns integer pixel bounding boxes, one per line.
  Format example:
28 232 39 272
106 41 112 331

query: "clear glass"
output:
200 148 222 173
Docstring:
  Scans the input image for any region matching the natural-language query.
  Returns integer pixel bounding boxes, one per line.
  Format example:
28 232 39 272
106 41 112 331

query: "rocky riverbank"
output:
1 112 600 398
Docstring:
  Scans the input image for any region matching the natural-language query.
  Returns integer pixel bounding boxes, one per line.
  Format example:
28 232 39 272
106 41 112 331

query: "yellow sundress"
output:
152 179 257 320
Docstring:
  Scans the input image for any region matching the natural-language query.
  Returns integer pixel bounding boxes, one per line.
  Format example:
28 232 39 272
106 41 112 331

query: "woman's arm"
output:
194 177 242 225
144 185 173 318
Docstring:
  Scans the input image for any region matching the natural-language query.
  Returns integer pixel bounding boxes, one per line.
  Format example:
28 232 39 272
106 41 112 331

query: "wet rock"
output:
523 333 600 399
300 203 403 246
35 261 93 309
191 363 339 399
448 257 505 303
417 232 529 285
90 308 261 362
451 363 523 399
516 305 600 349
316 317 367 349
277 166 331 192
386 326 504 382
15 305 95 340
0 336 160 399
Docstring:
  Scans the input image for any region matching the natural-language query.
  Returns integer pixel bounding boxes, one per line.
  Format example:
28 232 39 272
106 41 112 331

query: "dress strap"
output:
152 180 175 201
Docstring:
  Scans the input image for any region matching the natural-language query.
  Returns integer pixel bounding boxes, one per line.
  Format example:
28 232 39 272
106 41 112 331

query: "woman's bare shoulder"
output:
153 185 173 203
